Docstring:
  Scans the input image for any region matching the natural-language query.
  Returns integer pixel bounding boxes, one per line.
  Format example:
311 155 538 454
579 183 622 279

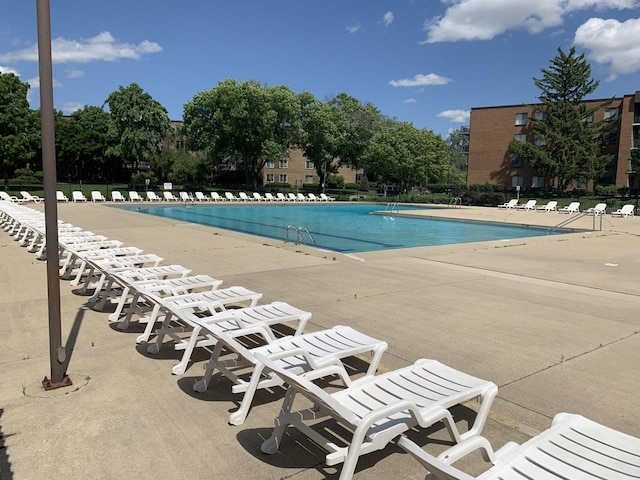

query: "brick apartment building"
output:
467 91 640 190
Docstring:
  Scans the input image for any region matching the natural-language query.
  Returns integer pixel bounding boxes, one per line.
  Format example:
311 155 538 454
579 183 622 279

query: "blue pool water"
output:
122 203 556 253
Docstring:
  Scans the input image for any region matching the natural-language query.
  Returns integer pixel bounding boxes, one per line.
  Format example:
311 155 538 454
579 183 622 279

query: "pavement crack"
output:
499 329 640 389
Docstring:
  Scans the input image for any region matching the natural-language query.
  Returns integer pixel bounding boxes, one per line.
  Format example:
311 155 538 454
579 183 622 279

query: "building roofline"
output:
470 94 632 111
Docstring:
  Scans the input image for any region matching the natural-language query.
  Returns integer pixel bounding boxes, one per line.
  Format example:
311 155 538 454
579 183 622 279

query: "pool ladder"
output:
384 203 399 214
285 225 317 246
449 197 462 208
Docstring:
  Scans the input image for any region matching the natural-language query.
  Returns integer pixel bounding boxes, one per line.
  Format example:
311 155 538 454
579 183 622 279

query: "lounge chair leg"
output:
227 363 267 426
171 325 203 375
193 341 225 392
261 387 298 454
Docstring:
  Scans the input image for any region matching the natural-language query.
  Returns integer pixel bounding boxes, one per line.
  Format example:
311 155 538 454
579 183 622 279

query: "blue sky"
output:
1 0 639 137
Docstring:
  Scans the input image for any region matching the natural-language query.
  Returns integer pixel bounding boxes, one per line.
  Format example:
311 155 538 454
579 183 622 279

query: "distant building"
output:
467 91 640 190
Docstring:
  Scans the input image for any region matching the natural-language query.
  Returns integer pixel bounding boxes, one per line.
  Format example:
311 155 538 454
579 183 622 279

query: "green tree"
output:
0 73 39 189
364 121 449 191
183 79 300 188
169 150 208 188
296 91 344 191
446 127 469 186
56 106 116 182
510 47 612 190
328 93 383 171
105 83 171 175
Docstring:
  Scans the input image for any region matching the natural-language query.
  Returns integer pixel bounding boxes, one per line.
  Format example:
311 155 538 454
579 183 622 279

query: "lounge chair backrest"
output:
621 204 634 214
179 191 191 201
225 192 237 200
276 193 286 201
112 191 125 201
72 191 87 202
91 191 104 201
211 192 223 201
307 193 318 201
0 191 14 202
239 192 250 201
147 192 160 201
163 191 176 201
253 192 263 201
56 191 68 202
195 192 207 201
546 200 557 210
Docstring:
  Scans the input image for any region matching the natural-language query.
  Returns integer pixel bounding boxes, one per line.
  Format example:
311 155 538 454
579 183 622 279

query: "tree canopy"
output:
364 121 449 191
510 47 612 190
0 73 39 188
183 79 300 188
104 83 171 173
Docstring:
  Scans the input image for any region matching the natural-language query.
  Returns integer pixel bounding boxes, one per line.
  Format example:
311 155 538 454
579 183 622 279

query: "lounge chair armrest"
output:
224 324 276 343
397 436 479 480
263 347 353 385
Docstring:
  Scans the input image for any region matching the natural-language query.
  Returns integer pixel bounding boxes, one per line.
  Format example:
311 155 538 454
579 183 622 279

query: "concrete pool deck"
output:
1 202 639 479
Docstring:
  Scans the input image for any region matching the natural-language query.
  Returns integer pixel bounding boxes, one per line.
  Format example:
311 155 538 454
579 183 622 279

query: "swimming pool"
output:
122 203 557 253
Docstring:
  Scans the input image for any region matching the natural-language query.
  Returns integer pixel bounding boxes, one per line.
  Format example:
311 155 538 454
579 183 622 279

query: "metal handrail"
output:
285 224 317 246
384 203 399 214
449 197 462 208
549 211 603 232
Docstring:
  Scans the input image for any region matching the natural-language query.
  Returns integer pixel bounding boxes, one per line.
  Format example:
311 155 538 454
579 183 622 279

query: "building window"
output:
305 161 314 169
603 130 618 146
512 155 525 168
511 175 524 188
534 135 546 146
514 134 527 143
304 175 314 184
265 161 274 168
582 112 594 123
279 160 289 168
279 174 288 183
535 111 548 121
531 176 545 188
515 113 528 126
604 107 619 120
266 174 274 183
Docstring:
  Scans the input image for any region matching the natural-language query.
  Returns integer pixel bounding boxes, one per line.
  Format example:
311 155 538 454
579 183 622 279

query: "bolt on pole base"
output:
42 375 73 391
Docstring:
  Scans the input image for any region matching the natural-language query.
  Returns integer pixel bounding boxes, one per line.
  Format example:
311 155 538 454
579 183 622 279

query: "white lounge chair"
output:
192 324 388 425
129 191 144 202
56 191 69 202
146 191 161 202
611 204 635 217
0 191 23 203
287 193 297 201
398 412 640 480
225 192 239 201
20 191 41 203
91 191 106 202
257 355 498 480
558 201 580 213
516 199 536 210
72 191 87 202
252 192 264 201
179 191 193 202
211 192 224 202
238 192 252 201
163 191 178 202
194 192 209 202
497 199 518 209
535 200 557 212
148 301 309 375
264 193 276 201
320 193 335 201
307 193 319 201
111 191 126 202
296 193 307 202
276 193 287 202
585 203 607 215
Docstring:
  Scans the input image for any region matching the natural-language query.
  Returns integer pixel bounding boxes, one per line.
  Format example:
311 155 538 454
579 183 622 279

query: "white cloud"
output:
0 65 19 75
389 73 451 87
60 102 85 114
346 23 362 34
0 31 162 64
423 0 639 43
383 12 394 27
437 109 471 122
66 69 84 79
574 17 640 79
404 98 417 104
26 76 63 89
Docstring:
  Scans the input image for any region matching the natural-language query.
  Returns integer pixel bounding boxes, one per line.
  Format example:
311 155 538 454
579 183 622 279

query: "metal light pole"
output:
36 0 71 389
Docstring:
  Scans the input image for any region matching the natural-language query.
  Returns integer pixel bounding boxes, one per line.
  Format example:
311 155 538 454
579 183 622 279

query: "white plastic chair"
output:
72 191 87 202
111 191 126 202
611 204 635 217
558 202 580 214
163 191 178 201
257 355 498 480
129 191 144 202
194 192 209 202
192 325 388 425
91 191 106 202
398 412 640 480
146 192 161 202
56 191 69 202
